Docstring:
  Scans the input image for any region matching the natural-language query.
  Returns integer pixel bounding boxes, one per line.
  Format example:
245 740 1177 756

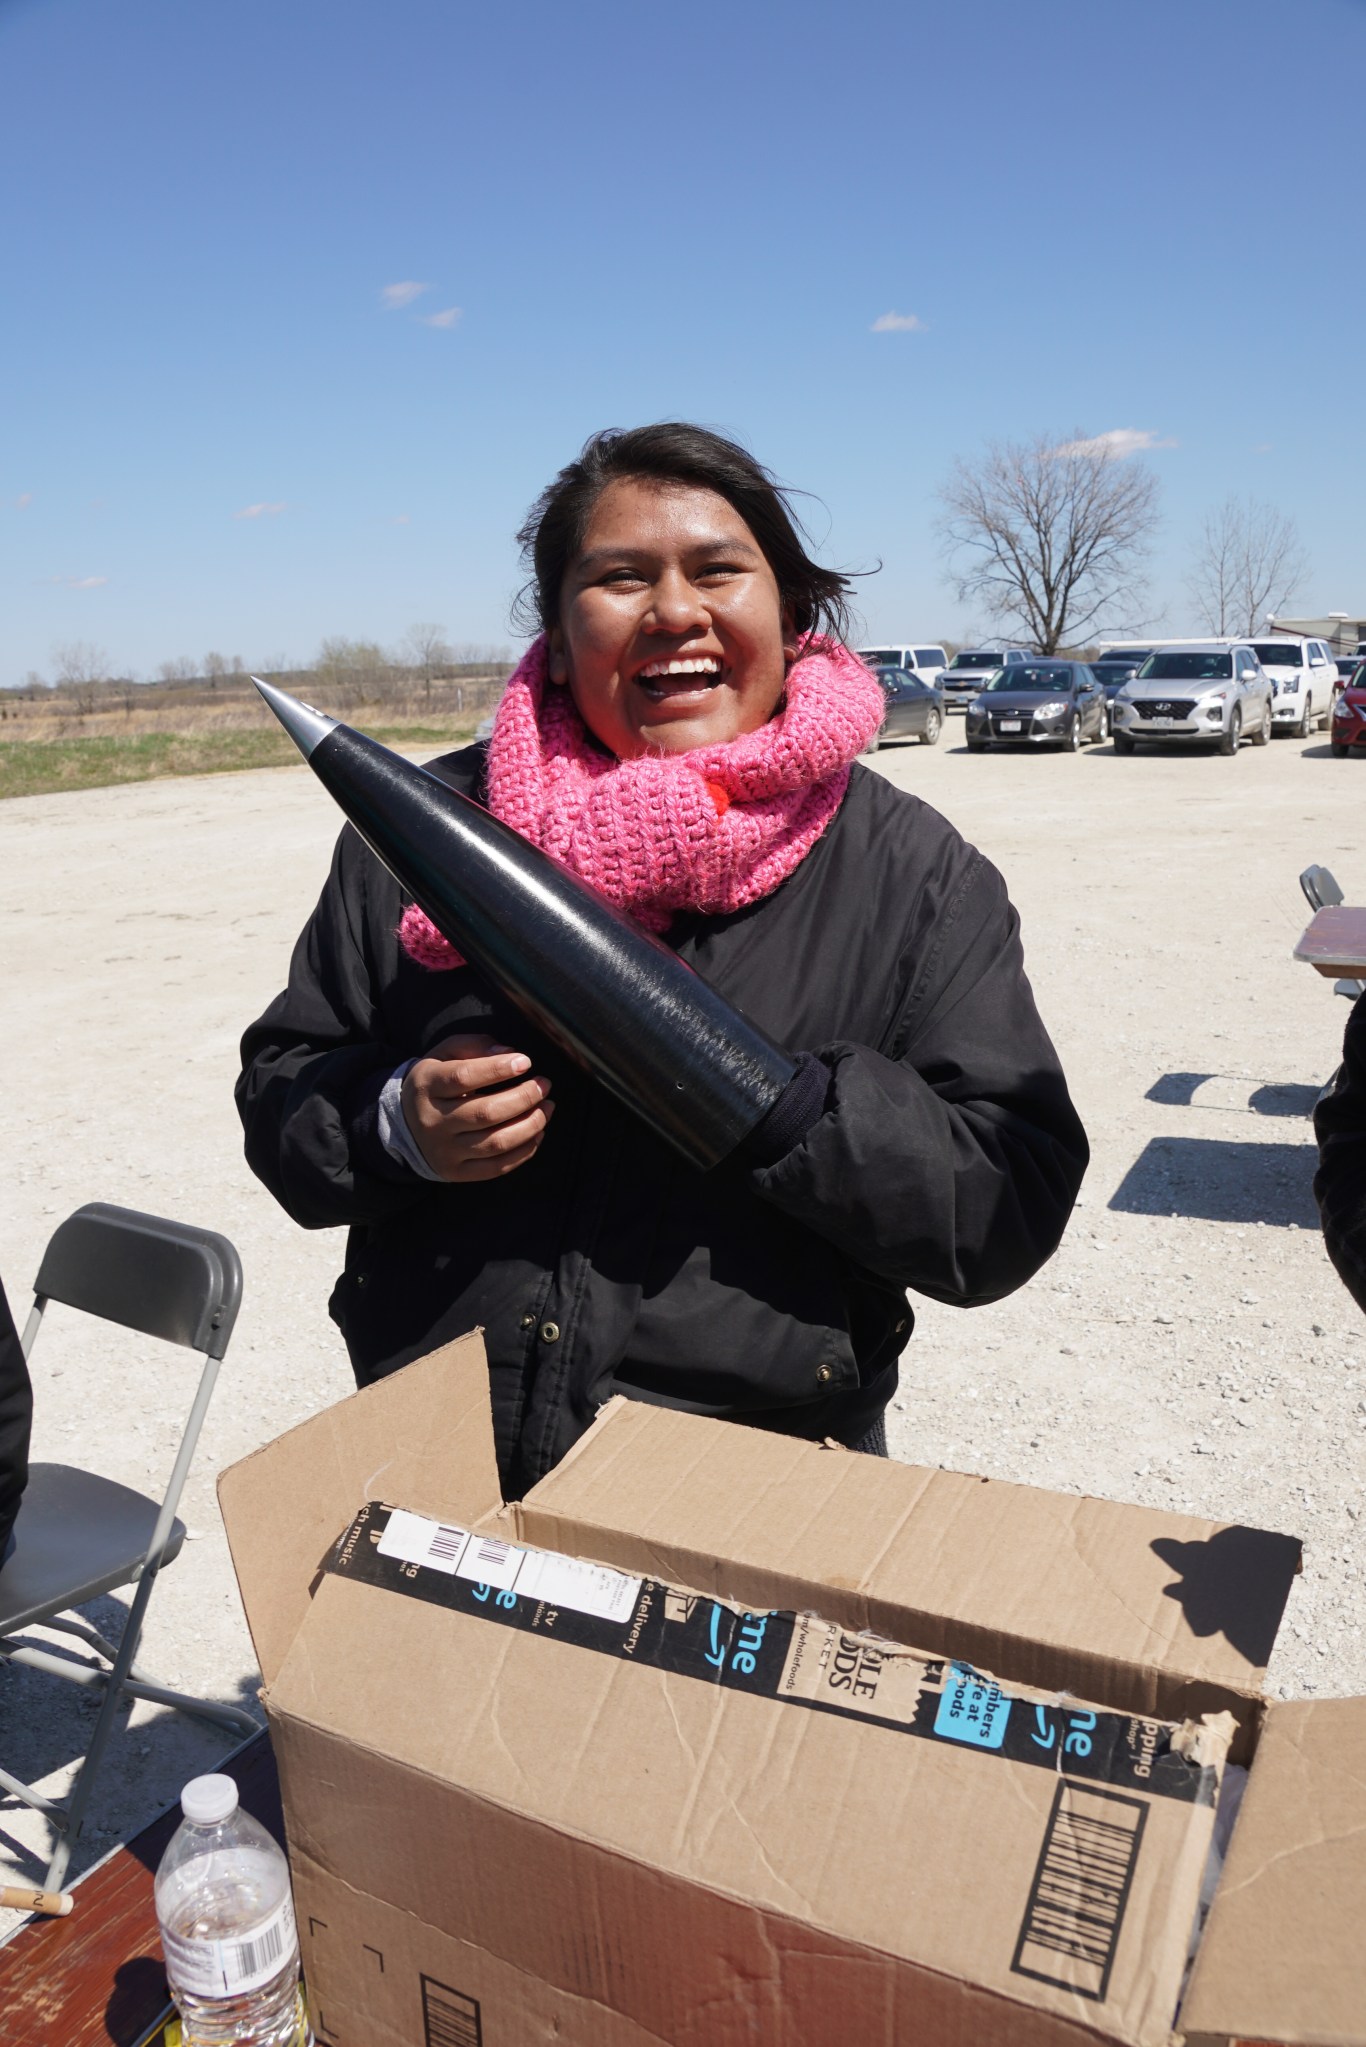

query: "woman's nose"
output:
644 568 708 634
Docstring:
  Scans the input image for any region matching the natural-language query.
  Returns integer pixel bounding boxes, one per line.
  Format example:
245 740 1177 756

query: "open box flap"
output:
1180 1695 1366 2046
521 1397 1301 1734
219 1330 502 1686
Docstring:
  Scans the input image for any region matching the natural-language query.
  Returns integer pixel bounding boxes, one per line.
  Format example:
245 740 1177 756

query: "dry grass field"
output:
0 668 508 799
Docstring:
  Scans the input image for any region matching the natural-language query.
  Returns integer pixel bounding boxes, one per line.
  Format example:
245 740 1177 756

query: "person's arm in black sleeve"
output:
0 1272 32 1559
1314 991 1366 1316
746 848 1088 1305
236 825 425 1230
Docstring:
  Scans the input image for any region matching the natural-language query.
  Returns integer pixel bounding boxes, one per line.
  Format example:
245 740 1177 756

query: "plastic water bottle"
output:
155 1774 312 2047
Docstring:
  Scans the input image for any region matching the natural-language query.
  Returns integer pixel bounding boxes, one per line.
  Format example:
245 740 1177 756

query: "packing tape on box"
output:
324 1502 1216 1809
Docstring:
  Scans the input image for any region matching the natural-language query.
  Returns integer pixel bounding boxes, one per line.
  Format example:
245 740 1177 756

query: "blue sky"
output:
4 0 1364 686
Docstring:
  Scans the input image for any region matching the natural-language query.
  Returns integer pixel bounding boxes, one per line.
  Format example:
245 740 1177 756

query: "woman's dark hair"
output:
514 423 856 644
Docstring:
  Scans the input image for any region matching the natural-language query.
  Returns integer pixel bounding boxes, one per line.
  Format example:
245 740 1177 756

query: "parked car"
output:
1330 672 1366 757
1091 646 1156 733
1333 656 1362 705
1110 644 1273 754
963 660 1107 752
856 643 948 688
864 666 944 749
939 647 1031 710
1248 637 1335 737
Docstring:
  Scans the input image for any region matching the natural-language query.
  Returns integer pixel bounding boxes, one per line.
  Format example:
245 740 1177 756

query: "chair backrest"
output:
1300 865 1344 912
32 1204 242 1360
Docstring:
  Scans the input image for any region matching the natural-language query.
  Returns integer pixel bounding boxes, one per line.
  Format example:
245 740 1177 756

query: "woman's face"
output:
549 477 793 758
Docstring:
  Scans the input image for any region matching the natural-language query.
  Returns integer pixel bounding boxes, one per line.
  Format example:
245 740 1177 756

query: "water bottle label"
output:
162 1891 298 1998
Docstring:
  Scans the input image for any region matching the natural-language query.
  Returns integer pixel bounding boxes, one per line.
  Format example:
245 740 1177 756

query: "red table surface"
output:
1294 903 1366 975
0 1730 279 2047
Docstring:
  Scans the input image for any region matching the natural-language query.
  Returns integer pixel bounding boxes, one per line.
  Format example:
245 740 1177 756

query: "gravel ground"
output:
1 721 1363 1921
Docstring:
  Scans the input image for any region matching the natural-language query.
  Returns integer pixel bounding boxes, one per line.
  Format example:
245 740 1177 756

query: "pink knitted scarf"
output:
398 634 884 969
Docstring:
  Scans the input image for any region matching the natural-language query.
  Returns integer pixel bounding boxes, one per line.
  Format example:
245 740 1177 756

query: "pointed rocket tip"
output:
251 677 340 760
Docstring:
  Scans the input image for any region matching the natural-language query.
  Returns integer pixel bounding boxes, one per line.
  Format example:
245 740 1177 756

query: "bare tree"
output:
313 637 393 707
52 640 110 718
1185 497 1307 637
157 656 199 685
937 432 1160 653
402 622 452 701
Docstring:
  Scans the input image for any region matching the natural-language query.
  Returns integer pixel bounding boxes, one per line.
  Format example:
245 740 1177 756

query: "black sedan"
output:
1091 650 1155 734
864 665 944 750
964 661 1107 752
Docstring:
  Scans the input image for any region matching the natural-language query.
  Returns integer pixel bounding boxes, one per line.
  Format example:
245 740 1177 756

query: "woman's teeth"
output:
636 658 722 695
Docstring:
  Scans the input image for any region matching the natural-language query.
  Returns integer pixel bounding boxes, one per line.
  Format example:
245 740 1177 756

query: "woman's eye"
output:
697 562 742 582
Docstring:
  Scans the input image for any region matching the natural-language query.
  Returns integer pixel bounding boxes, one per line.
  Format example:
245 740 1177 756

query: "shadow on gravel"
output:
1145 1072 1322 1117
1151 1524 1302 1665
1108 1136 1320 1228
0 1591 263 1887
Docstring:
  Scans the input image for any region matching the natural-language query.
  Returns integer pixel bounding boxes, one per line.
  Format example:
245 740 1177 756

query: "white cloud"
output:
1252 441 1272 454
871 311 925 333
420 306 463 329
390 514 411 525
381 280 430 309
68 575 108 589
234 501 287 520
1055 428 1178 459
15 492 32 509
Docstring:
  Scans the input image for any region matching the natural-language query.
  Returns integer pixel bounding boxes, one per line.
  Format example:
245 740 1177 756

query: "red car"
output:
1331 667 1366 756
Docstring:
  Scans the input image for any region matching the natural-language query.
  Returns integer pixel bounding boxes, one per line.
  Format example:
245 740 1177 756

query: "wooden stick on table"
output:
1 1882 74 1917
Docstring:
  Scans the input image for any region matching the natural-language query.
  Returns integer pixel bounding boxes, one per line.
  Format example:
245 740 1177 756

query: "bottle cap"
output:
181 1774 239 1825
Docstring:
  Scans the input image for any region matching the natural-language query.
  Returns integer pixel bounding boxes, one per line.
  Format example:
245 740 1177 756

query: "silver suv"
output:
1110 643 1273 754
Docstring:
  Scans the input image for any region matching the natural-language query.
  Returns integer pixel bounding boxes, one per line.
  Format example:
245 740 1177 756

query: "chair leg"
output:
0 1759 67 1818
116 1674 258 1734
41 1679 126 1888
41 1612 157 1685
34 1554 174 1889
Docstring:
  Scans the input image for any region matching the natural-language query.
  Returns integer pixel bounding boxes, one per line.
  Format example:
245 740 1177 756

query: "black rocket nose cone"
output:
252 677 339 760
255 687 796 1167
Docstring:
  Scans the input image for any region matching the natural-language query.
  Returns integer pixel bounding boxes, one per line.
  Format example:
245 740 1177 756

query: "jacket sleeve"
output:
1313 992 1366 1317
749 848 1088 1305
0 1272 32 1558
235 827 425 1230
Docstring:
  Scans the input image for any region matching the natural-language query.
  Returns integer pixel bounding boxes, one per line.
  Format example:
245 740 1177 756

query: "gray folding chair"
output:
0 1203 257 1887
1299 865 1366 998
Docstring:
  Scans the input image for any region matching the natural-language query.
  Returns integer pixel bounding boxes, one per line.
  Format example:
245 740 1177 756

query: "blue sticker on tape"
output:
933 1662 1012 1749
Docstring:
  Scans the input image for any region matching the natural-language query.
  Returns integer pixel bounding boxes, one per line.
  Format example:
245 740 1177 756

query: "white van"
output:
1248 636 1335 736
856 643 948 688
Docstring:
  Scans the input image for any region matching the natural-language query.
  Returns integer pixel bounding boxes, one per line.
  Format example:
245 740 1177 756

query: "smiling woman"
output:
237 423 1089 1494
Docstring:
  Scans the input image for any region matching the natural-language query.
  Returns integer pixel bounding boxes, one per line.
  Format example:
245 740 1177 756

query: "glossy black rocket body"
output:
255 685 796 1169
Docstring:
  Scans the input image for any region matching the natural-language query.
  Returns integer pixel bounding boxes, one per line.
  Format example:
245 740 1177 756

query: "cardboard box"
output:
220 1334 1357 2047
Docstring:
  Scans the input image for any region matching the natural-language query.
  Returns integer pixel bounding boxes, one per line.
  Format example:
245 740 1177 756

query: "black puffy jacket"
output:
0 1273 32 1559
237 748 1088 1493
1315 990 1366 1316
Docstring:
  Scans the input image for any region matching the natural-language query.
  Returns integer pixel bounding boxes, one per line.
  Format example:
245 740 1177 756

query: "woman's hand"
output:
401 1035 555 1182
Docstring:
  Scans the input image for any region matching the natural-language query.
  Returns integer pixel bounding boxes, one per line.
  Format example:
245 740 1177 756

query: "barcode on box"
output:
1012 1780 1147 2002
427 1523 467 1565
422 1974 482 2047
230 1916 285 1982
